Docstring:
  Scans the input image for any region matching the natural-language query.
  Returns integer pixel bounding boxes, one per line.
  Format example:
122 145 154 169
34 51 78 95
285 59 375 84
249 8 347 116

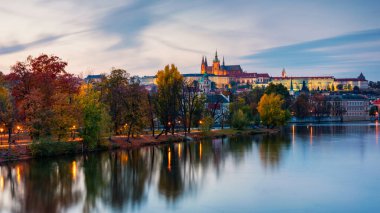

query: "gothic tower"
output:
212 50 221 75
201 56 206 74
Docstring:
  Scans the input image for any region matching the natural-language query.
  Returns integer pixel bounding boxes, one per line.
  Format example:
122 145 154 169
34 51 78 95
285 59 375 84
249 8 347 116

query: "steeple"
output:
214 50 219 62
290 77 293 91
289 77 294 96
281 68 287 78
202 56 204 65
358 72 366 81
222 56 225 67
204 56 208 66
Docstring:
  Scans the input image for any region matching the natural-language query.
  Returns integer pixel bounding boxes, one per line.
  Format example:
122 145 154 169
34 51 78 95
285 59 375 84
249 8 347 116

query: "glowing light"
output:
292 125 296 147
0 175 4 191
167 148 171 171
72 161 77 181
310 126 313 145
16 166 21 183
0 128 3 133
178 143 181 159
199 143 202 160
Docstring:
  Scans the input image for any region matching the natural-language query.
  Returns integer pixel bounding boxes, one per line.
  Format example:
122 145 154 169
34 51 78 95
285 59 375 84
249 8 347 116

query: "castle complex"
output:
139 51 369 93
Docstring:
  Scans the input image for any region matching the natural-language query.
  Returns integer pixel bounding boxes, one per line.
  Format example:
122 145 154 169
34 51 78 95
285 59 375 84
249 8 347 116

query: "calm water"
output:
0 123 380 213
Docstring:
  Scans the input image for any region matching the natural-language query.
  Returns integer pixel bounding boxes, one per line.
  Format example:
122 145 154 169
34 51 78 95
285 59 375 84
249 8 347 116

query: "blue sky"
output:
0 0 380 80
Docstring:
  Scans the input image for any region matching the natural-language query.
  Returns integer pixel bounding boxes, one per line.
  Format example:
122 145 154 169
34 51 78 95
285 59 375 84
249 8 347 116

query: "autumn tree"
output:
101 68 130 134
291 94 311 118
156 64 183 136
264 83 291 108
258 94 290 128
0 84 17 152
7 54 80 141
121 77 149 142
311 94 331 121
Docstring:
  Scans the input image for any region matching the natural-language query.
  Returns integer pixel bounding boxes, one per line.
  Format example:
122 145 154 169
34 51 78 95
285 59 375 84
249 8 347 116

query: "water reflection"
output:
0 123 378 212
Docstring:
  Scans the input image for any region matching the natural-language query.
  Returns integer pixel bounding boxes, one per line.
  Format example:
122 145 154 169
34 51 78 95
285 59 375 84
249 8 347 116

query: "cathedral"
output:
201 51 243 76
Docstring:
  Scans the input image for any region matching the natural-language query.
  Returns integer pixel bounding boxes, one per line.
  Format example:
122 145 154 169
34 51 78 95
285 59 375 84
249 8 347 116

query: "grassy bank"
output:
0 128 278 163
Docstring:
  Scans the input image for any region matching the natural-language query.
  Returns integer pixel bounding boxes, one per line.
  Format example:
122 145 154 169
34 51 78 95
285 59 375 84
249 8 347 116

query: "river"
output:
0 122 379 213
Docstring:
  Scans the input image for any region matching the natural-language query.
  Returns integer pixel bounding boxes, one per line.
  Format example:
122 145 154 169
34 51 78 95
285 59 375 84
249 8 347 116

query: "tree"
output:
77 84 110 149
311 94 331 121
369 106 378 116
8 54 80 141
353 86 360 93
199 115 213 135
180 80 205 134
101 68 130 134
337 84 344 90
0 85 17 153
156 64 183 136
231 109 249 130
291 94 311 118
264 83 291 108
121 79 149 142
258 94 290 128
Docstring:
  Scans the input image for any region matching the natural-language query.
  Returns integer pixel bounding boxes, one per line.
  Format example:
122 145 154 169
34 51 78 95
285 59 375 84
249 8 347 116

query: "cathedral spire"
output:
205 56 208 66
222 56 225 66
214 50 219 62
202 56 204 65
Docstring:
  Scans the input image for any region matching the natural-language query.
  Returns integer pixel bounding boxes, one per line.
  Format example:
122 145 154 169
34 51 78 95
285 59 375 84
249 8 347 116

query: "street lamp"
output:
72 125 76 139
16 126 21 142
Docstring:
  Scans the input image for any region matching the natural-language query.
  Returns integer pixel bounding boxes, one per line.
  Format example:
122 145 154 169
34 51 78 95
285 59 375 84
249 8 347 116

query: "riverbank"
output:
0 128 279 163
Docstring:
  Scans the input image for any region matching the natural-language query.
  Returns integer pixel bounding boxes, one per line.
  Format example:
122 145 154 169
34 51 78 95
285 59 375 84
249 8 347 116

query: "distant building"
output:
272 69 335 92
327 94 370 121
200 51 270 89
206 93 230 125
272 70 369 92
334 73 368 90
84 74 105 84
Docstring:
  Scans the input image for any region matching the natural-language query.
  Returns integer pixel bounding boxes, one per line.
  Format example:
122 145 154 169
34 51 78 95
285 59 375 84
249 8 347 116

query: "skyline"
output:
1 0 380 80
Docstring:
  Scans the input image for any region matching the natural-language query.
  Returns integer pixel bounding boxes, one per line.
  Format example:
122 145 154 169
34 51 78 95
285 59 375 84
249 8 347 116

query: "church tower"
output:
201 56 209 74
212 51 221 75
201 56 206 74
282 68 287 78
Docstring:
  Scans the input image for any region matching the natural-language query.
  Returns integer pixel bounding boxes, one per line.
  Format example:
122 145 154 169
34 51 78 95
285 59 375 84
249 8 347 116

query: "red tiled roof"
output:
257 73 270 78
272 76 334 80
227 73 257 78
334 78 364 82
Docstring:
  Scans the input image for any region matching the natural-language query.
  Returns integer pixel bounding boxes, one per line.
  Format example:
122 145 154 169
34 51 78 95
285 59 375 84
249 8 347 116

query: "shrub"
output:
30 141 79 157
231 109 249 130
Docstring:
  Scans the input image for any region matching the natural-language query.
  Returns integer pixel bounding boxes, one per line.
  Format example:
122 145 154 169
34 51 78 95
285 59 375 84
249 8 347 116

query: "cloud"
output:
242 29 380 79
0 0 380 80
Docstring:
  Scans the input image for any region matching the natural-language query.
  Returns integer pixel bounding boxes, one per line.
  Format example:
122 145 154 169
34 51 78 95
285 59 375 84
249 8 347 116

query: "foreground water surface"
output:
0 123 379 213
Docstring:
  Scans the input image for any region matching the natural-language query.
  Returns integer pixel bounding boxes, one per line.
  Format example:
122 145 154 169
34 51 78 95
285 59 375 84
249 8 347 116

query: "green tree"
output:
78 84 110 149
264 83 291 108
156 64 183 136
258 94 290 128
231 109 249 130
200 115 213 135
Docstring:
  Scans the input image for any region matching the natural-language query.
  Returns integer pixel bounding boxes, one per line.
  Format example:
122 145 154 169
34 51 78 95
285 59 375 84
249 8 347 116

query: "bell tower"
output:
212 50 220 75
201 56 206 74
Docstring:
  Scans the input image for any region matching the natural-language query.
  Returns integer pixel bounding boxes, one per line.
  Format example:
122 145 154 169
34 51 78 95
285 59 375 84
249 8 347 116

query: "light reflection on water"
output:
0 123 380 213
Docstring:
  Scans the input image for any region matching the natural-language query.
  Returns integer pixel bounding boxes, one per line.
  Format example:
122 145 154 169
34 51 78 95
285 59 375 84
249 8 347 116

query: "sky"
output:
1 0 380 80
